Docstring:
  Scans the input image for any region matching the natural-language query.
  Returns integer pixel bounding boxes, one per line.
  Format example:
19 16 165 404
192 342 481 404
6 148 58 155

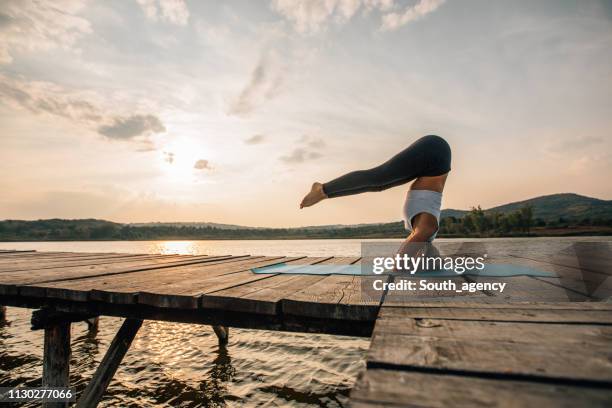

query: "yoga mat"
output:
251 263 557 277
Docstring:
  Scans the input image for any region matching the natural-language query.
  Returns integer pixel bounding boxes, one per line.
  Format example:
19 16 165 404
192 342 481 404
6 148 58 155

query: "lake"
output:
0 237 609 407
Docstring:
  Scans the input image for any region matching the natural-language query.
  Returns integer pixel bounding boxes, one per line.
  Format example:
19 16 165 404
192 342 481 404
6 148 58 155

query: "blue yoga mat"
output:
251 263 557 277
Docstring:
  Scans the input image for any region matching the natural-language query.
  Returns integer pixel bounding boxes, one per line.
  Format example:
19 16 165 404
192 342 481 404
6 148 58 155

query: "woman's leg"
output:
323 135 450 198
300 135 450 208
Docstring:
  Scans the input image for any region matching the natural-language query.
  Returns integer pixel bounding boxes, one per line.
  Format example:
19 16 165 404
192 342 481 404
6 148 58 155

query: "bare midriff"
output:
410 173 448 193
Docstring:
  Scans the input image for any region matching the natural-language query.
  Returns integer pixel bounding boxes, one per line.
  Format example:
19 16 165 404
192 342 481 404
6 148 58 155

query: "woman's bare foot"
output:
300 182 327 208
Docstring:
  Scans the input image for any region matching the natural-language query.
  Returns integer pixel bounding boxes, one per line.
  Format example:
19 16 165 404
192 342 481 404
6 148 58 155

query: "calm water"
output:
1 237 610 407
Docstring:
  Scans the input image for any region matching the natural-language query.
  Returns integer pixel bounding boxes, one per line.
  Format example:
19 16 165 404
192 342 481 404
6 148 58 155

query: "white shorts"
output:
402 189 442 241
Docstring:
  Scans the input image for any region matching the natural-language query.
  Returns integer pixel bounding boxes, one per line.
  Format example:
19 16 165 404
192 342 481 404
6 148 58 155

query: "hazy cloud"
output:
280 135 325 163
300 135 326 149
271 0 444 33
0 74 166 143
271 0 362 33
163 151 175 163
244 134 266 144
136 0 189 25
194 159 212 170
98 114 166 140
271 0 400 33
0 0 92 65
280 147 323 163
228 50 286 117
380 0 445 31
547 136 604 154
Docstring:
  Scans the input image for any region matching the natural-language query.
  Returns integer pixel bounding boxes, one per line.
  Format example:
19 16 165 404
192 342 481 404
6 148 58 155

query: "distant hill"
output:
1 193 610 240
129 222 258 230
441 193 612 222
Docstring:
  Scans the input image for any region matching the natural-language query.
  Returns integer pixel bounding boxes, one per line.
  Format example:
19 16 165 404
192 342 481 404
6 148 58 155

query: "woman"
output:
300 135 451 246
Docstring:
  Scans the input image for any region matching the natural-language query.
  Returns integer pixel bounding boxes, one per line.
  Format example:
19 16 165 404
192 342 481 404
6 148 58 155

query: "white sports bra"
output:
402 189 442 241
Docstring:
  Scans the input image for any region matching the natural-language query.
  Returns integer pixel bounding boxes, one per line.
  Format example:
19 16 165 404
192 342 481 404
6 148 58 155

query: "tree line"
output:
0 207 610 241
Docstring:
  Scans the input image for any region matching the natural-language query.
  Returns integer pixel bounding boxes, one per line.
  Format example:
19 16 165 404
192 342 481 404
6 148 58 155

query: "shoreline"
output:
1 231 611 243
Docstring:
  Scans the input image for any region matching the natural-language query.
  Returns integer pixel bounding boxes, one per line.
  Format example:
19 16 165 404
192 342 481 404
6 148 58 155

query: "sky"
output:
1 0 611 227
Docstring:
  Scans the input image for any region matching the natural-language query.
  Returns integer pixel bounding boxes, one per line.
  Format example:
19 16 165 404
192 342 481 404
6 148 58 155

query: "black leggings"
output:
322 135 451 198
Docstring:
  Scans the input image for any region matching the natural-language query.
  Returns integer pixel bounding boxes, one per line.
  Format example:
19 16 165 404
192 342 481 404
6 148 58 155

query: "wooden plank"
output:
0 255 240 295
202 256 344 314
17 255 260 302
350 369 612 408
367 318 612 383
136 256 317 309
381 300 612 310
282 258 390 321
375 309 612 346
377 305 612 324
42 321 71 408
75 318 142 408
0 249 37 255
0 253 186 272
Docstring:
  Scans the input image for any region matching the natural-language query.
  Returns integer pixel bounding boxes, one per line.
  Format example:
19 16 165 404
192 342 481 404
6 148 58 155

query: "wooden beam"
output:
0 305 5 321
31 308 97 330
42 322 71 408
212 325 228 346
76 318 142 408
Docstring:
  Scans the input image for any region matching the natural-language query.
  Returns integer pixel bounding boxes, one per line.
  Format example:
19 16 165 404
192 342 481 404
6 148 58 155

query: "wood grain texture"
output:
17 255 260 302
350 369 612 408
377 305 612 324
367 315 612 383
0 255 241 296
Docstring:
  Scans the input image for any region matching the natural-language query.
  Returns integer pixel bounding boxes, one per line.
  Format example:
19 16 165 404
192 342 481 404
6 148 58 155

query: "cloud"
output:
300 134 326 149
228 50 286 117
380 0 445 31
244 134 266 144
0 0 92 65
163 151 175 163
271 0 444 33
280 148 323 163
280 135 325 163
194 159 212 170
136 0 190 25
98 115 166 140
0 74 166 144
271 0 362 33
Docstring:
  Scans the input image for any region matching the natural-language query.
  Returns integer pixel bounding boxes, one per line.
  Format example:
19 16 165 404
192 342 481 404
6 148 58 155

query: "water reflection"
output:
149 241 200 255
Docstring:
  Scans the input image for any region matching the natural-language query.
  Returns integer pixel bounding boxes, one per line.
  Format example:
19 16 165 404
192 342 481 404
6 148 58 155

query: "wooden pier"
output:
0 248 610 407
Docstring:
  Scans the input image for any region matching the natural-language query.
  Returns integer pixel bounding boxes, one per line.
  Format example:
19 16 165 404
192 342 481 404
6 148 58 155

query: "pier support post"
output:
76 318 142 408
42 322 71 408
86 316 99 332
0 305 6 321
212 325 229 346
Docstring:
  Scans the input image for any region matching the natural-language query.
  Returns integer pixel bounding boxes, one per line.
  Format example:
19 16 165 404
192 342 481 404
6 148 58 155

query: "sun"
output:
160 138 205 182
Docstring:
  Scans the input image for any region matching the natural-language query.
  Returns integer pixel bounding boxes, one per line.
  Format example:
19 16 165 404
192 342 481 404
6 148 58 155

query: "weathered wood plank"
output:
75 318 142 408
375 310 612 346
350 369 612 408
282 258 390 321
202 256 344 314
367 318 612 382
381 300 612 310
0 253 189 272
17 255 260 302
377 305 612 324
0 255 240 295
136 256 316 309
